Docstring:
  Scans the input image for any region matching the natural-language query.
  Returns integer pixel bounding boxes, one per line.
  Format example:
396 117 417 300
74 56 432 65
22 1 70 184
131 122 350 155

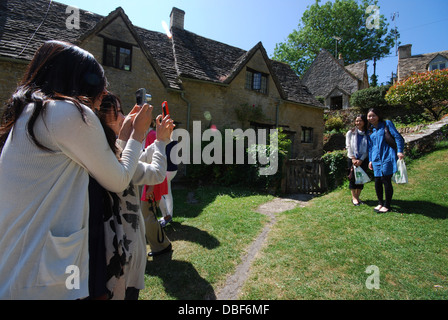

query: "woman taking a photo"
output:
367 108 405 213
346 114 369 206
0 40 152 299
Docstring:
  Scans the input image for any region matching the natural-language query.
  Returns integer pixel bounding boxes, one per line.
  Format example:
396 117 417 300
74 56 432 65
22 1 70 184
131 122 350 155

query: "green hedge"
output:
321 150 348 190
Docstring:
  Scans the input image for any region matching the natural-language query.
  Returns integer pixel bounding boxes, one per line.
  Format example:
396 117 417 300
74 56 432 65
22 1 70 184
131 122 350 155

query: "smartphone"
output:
135 88 152 106
162 101 170 117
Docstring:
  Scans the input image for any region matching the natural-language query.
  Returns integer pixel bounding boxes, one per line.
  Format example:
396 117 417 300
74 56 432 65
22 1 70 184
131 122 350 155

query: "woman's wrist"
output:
130 130 145 143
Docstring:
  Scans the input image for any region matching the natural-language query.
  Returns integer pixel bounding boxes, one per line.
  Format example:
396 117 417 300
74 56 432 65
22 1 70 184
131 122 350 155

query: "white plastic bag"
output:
354 166 371 184
393 159 408 184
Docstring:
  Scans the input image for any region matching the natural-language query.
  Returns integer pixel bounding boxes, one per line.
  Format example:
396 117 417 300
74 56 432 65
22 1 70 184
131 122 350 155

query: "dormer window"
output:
103 39 132 71
428 55 447 71
430 62 446 71
246 68 268 94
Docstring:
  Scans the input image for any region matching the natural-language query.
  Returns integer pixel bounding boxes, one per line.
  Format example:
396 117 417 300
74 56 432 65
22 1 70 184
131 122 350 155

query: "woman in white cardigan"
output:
345 114 369 206
0 41 152 300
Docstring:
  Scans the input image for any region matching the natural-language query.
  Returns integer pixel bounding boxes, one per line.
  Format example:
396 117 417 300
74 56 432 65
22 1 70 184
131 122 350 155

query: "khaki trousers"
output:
141 199 171 253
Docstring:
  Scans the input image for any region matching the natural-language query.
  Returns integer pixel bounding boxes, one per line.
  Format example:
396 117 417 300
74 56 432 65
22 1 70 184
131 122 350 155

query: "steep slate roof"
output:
0 0 101 61
345 60 367 81
398 50 448 80
0 0 321 107
271 60 321 107
301 49 368 98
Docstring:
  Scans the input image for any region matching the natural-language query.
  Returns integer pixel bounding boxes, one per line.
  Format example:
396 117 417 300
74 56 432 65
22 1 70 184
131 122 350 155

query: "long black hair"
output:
0 40 106 152
367 108 385 133
95 92 123 156
352 114 368 133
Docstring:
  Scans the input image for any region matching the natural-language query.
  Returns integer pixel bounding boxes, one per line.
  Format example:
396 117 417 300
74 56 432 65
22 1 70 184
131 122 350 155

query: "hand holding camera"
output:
119 89 174 143
155 100 174 142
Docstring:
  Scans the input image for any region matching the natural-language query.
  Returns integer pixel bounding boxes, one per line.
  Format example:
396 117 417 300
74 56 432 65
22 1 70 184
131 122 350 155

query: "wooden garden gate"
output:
281 157 328 194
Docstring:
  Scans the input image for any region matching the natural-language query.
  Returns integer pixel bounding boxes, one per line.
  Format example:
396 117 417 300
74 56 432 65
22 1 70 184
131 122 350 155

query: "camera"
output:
135 88 152 106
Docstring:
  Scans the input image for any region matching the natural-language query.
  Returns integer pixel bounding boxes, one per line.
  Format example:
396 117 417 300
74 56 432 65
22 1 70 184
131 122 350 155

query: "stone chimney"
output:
170 7 185 30
398 44 412 60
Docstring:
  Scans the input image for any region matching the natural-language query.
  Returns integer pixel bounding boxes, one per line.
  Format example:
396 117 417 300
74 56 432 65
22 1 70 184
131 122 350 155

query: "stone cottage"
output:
301 49 369 110
0 0 324 159
396 44 448 82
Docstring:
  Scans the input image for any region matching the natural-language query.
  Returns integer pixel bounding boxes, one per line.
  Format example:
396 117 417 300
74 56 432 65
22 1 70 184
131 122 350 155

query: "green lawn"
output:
241 146 448 300
141 145 448 300
140 188 273 300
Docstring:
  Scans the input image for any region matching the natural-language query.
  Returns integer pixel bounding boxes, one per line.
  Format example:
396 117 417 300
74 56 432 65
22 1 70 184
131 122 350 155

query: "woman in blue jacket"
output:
367 108 405 213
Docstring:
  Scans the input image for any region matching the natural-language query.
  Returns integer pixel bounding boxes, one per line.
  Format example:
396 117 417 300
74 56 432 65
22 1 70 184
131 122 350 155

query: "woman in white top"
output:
0 41 152 300
345 114 369 206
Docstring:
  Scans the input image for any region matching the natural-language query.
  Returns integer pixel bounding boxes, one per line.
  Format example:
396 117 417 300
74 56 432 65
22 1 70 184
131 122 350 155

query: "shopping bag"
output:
393 159 408 184
354 166 371 184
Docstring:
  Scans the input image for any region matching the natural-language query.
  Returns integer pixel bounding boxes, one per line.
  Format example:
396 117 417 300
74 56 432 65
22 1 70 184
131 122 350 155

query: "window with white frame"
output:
428 55 447 71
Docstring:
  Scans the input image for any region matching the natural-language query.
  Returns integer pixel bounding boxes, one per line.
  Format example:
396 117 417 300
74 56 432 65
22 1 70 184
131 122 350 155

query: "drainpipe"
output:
180 91 191 132
275 99 281 128
180 91 191 176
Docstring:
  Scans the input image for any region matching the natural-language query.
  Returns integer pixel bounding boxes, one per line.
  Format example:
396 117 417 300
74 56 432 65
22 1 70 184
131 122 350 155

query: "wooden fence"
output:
281 157 328 194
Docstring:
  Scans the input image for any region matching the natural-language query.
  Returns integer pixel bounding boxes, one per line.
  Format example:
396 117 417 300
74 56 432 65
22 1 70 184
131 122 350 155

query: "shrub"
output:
321 150 347 190
350 85 392 114
385 69 448 121
325 115 345 132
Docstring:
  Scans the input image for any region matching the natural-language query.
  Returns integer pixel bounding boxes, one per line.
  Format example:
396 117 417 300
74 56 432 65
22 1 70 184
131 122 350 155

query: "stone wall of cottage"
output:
180 50 324 159
79 18 184 119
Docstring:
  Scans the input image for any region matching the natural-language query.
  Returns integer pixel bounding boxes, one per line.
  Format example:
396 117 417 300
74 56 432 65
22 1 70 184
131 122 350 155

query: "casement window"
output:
429 62 446 71
103 39 132 71
428 55 447 71
245 68 268 94
301 127 313 143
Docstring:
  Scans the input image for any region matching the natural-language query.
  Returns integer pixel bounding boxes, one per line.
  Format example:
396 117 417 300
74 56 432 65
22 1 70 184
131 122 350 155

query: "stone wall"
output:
181 49 324 159
403 116 448 154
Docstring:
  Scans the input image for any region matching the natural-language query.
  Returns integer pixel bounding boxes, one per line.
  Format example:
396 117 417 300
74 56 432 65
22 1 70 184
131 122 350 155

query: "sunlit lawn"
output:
141 144 448 300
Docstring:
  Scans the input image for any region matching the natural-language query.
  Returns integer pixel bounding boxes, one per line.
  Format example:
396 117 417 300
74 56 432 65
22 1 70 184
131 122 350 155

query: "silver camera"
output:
135 88 152 106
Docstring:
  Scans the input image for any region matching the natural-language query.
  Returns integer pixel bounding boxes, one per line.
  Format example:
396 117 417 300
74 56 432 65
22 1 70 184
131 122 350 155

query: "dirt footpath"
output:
215 194 313 300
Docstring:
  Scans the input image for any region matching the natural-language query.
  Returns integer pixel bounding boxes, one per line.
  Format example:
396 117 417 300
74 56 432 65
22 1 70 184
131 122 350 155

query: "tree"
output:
350 85 391 114
370 74 378 87
272 0 399 77
385 69 448 121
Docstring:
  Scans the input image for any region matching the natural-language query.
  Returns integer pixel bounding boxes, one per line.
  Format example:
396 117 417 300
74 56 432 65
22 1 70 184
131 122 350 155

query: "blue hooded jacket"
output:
368 120 404 177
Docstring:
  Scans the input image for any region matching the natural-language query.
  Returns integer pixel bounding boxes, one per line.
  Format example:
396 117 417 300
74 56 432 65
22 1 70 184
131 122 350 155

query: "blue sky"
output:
60 0 448 85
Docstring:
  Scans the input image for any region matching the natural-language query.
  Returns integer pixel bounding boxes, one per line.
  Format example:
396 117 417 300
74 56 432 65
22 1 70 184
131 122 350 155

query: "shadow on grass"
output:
145 251 217 300
145 221 219 300
362 199 447 219
165 222 220 249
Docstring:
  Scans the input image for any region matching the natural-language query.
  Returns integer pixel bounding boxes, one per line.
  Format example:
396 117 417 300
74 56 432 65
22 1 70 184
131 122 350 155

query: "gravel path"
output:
216 194 313 300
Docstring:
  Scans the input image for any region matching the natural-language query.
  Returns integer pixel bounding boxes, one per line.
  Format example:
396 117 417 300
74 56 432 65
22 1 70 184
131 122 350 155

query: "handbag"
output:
348 164 355 181
384 123 404 151
354 166 371 184
393 159 408 184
